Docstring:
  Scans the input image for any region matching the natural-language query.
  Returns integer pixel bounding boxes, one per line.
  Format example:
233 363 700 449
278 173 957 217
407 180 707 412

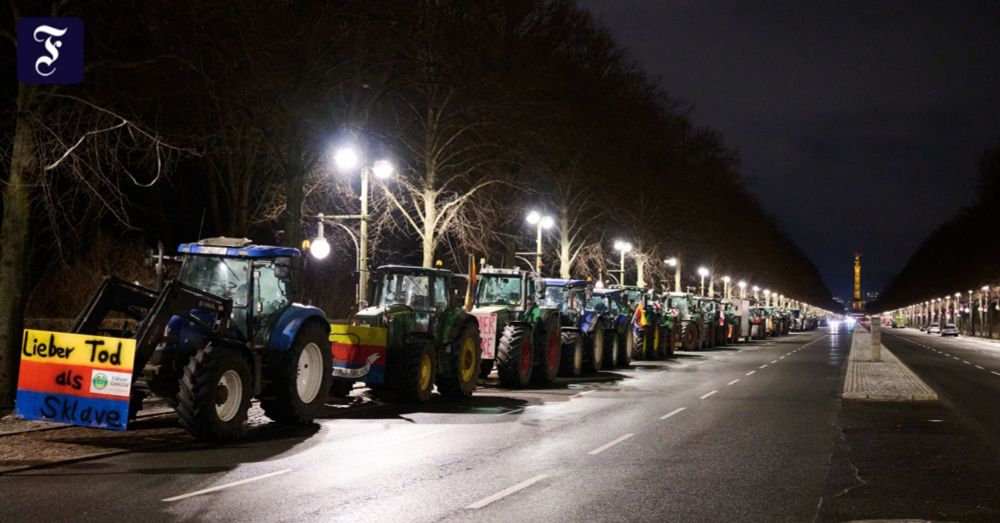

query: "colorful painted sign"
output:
16 330 136 431
330 324 386 384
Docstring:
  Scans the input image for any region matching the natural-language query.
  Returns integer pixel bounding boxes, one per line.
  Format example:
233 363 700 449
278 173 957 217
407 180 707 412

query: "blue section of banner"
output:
15 390 129 431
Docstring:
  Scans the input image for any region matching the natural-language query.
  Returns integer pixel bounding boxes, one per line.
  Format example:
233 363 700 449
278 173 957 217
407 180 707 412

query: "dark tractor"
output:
585 288 630 368
471 267 561 387
541 279 600 376
330 265 481 402
613 285 647 364
625 289 665 361
70 237 333 440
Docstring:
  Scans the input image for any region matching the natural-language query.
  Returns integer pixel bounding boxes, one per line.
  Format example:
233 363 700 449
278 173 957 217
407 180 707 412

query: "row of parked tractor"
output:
26 238 818 441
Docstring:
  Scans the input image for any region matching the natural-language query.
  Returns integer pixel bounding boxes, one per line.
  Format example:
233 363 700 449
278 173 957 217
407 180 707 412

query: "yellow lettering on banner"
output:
20 330 136 370
329 324 387 347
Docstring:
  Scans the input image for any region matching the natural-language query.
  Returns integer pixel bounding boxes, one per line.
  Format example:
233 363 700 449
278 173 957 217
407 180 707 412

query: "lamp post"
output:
311 146 394 309
614 240 633 286
697 267 709 297
665 257 680 293
526 211 554 274
722 276 732 299
764 289 771 307
738 280 747 299
752 285 760 301
983 285 991 338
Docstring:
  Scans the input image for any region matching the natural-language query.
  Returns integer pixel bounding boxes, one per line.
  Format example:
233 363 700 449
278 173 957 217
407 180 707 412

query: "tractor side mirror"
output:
274 263 291 279
535 279 546 301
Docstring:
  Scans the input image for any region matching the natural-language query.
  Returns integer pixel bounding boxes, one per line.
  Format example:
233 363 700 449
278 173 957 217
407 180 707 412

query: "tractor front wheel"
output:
631 328 646 360
177 344 252 441
682 322 700 351
586 328 605 372
392 341 436 402
496 324 533 388
617 332 632 367
439 322 481 398
559 331 584 377
261 322 333 424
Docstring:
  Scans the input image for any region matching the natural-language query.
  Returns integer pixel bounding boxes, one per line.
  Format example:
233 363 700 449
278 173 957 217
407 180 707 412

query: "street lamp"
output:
752 285 760 300
697 267 709 297
764 289 771 307
526 210 554 274
665 257 680 293
614 240 633 286
738 280 747 299
722 276 732 299
314 144 395 309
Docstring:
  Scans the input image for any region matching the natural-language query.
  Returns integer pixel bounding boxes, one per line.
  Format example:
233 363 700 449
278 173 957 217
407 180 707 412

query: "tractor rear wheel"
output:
586 328 605 372
559 331 584 377
392 341 436 402
654 326 667 359
496 324 533 388
663 327 676 358
617 332 632 367
177 344 251 441
682 322 700 351
261 322 333 424
532 318 561 384
602 330 619 369
439 322 481 398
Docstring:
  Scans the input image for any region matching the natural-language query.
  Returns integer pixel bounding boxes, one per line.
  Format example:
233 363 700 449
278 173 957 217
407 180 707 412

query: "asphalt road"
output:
881 328 1000 448
1 329 853 522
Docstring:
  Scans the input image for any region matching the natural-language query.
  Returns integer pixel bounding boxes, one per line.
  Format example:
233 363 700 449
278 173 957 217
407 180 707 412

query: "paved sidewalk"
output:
843 326 937 401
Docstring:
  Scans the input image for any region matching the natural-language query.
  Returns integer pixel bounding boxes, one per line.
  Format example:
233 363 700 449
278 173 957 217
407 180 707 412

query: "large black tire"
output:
663 327 676 358
681 322 700 351
654 326 667 359
496 324 533 388
642 325 657 360
704 323 716 349
391 341 436 402
261 322 333 424
532 316 561 384
439 322 482 398
617 332 632 367
177 344 252 441
559 331 584 377
586 328 605 372
330 380 353 398
631 328 646 360
602 330 619 369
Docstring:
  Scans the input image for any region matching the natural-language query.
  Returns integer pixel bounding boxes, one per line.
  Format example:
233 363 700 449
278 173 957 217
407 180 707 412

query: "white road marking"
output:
953 356 961 360
963 361 971 365
498 407 525 416
700 390 718 400
770 359 779 364
779 355 786 360
465 474 548 509
163 469 292 502
759 364 769 369
976 365 985 370
727 379 740 386
587 433 635 455
660 407 686 420
570 390 596 399
992 371 1000 377
746 370 756 376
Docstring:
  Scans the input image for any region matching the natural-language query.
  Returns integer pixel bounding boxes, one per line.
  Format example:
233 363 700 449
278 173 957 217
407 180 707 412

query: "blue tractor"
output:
541 278 606 376
70 237 333 440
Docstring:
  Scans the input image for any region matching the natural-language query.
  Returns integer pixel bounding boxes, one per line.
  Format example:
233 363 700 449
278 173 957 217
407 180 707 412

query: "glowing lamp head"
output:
540 215 555 229
722 276 731 284
614 240 633 253
334 147 360 171
752 286 760 292
372 159 394 179
526 210 541 225
664 257 677 267
738 281 747 289
309 237 331 260
697 267 709 277
764 289 771 296
983 286 990 292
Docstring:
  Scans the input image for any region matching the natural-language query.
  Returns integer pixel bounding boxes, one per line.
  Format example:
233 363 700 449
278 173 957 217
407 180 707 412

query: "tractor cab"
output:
358 265 461 333
176 237 298 346
475 267 538 310
541 278 590 327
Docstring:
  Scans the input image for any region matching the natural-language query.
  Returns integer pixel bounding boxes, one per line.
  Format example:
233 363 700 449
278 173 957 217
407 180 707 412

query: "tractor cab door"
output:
252 258 292 347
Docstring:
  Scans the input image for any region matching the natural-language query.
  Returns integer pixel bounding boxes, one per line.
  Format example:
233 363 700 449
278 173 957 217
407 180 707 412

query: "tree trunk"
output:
0 86 38 406
422 187 436 268
559 206 571 278
636 253 646 288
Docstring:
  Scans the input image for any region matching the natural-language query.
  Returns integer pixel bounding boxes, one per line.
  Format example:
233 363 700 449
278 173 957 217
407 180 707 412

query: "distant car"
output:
926 322 941 334
941 324 959 337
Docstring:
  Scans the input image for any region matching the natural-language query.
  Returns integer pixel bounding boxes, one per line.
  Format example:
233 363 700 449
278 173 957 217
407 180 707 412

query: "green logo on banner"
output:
92 373 108 390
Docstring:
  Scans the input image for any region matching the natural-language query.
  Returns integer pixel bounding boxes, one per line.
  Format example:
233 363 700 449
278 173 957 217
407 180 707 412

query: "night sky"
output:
578 0 1000 303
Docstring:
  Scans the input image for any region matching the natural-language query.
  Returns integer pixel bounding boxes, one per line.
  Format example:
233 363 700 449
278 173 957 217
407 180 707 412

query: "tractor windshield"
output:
586 295 616 314
377 273 432 309
178 255 250 307
477 275 522 306
542 286 566 308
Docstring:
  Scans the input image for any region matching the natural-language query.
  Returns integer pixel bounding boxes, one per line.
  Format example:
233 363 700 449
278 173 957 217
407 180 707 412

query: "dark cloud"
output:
578 0 1000 302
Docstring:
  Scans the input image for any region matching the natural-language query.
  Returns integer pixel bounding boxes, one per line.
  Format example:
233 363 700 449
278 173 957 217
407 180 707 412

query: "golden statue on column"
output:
852 251 865 311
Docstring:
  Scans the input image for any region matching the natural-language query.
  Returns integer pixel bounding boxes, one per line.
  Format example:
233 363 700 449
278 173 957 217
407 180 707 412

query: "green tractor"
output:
471 267 561 387
721 298 752 343
330 265 481 402
670 293 710 351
